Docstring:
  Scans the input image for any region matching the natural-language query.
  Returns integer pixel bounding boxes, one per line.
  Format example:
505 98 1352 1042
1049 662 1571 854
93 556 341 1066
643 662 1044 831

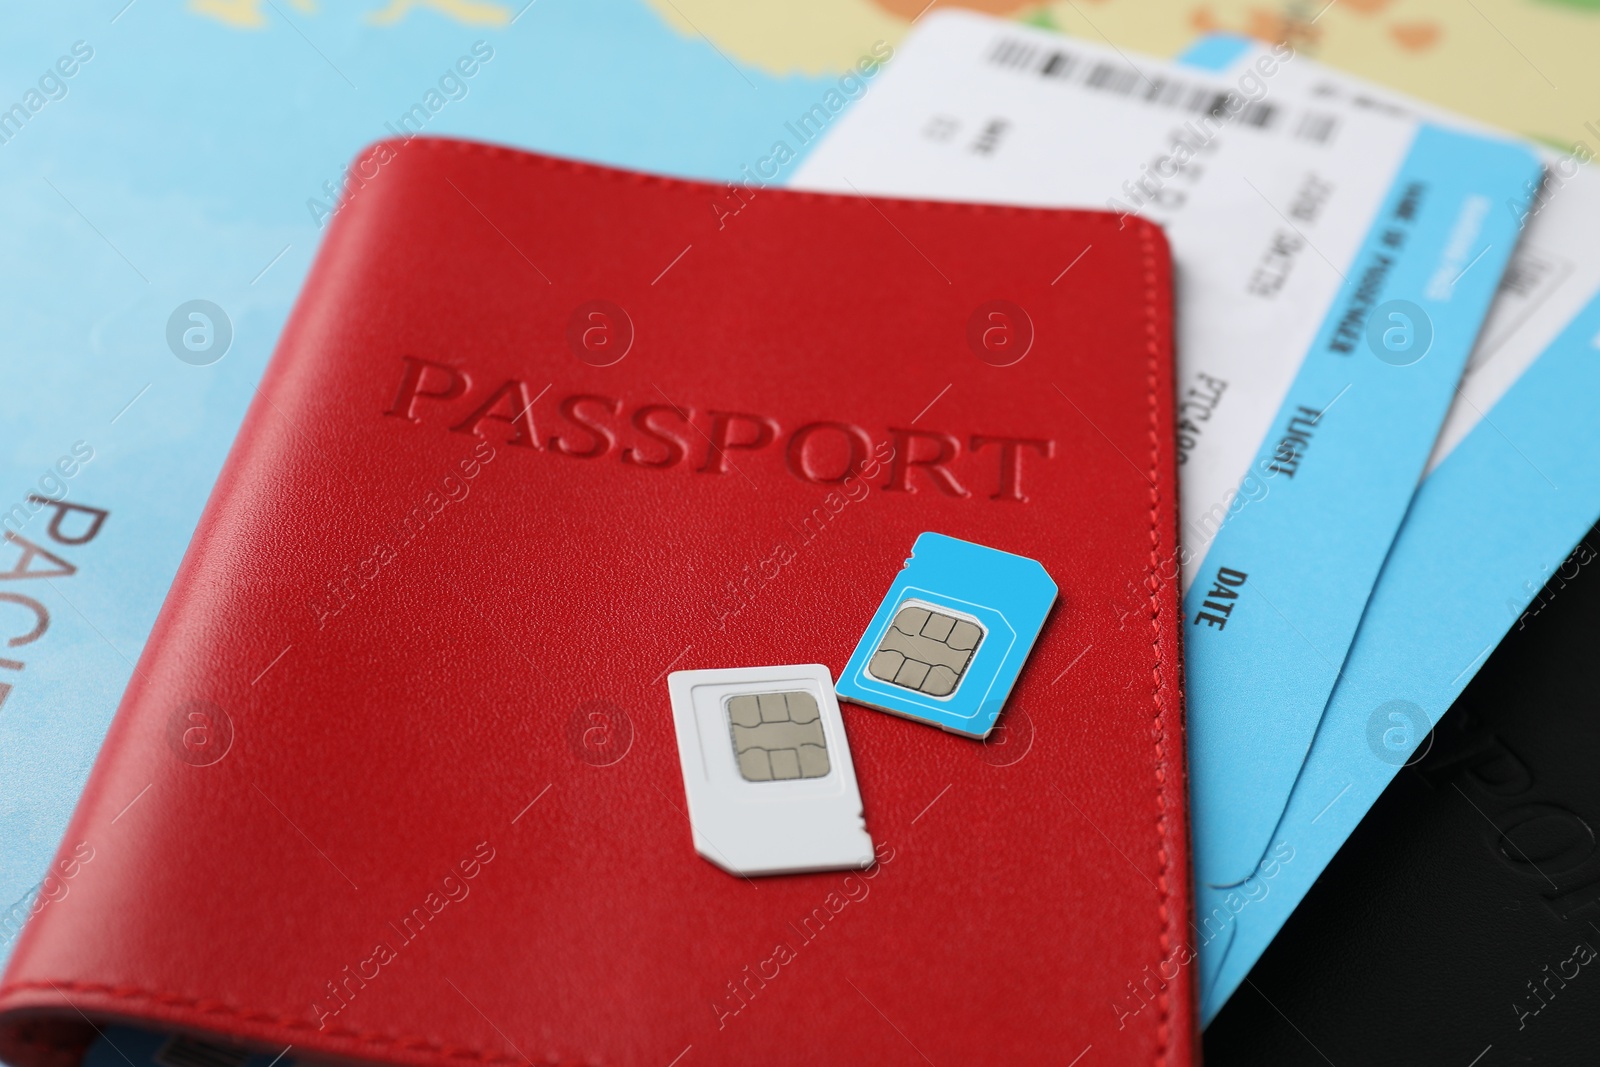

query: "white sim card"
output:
668 664 874 877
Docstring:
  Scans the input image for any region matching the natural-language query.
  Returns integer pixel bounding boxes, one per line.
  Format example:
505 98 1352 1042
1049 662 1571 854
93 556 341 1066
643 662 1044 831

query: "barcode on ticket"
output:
986 36 1339 144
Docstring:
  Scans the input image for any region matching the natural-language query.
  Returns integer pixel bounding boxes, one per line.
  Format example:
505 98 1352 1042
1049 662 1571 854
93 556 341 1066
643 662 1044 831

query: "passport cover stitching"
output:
1139 227 1177 1067
0 981 571 1066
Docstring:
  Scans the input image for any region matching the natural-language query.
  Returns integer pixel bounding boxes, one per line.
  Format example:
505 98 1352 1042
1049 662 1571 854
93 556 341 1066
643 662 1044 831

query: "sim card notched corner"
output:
667 663 875 878
836 532 1057 739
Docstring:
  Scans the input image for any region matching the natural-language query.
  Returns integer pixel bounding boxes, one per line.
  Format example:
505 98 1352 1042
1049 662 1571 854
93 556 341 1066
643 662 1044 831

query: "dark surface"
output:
1205 522 1600 1065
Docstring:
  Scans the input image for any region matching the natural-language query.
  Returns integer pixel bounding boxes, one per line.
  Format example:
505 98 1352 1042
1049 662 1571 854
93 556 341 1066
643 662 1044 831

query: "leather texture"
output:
0 138 1191 1067
1205 522 1600 1065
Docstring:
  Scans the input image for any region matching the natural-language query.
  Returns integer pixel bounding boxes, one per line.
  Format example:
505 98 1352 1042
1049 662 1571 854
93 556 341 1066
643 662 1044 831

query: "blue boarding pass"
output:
791 9 1541 897
1179 34 1600 1023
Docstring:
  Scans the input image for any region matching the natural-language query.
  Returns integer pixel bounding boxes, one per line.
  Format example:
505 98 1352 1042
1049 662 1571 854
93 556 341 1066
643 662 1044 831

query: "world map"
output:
188 0 1600 146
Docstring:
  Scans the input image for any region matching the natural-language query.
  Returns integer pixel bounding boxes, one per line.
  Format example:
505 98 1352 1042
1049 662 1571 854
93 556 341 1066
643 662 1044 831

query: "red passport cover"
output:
0 139 1192 1067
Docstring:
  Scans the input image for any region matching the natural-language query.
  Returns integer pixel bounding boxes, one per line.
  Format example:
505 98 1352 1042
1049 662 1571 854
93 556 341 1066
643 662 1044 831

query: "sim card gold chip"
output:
866 605 984 698
726 690 830 781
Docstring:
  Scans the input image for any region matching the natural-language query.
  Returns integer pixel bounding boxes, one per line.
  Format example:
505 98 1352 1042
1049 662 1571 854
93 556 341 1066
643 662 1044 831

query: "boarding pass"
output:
790 9 1541 898
1180 33 1600 1023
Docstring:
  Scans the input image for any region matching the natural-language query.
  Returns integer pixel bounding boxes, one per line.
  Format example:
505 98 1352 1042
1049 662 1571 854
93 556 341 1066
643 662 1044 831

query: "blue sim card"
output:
836 533 1056 738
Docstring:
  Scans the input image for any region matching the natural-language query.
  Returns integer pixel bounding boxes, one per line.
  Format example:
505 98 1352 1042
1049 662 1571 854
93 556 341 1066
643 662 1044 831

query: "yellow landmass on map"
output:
189 0 508 30
643 0 907 75
189 0 1599 151
366 0 508 26
648 0 1600 151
